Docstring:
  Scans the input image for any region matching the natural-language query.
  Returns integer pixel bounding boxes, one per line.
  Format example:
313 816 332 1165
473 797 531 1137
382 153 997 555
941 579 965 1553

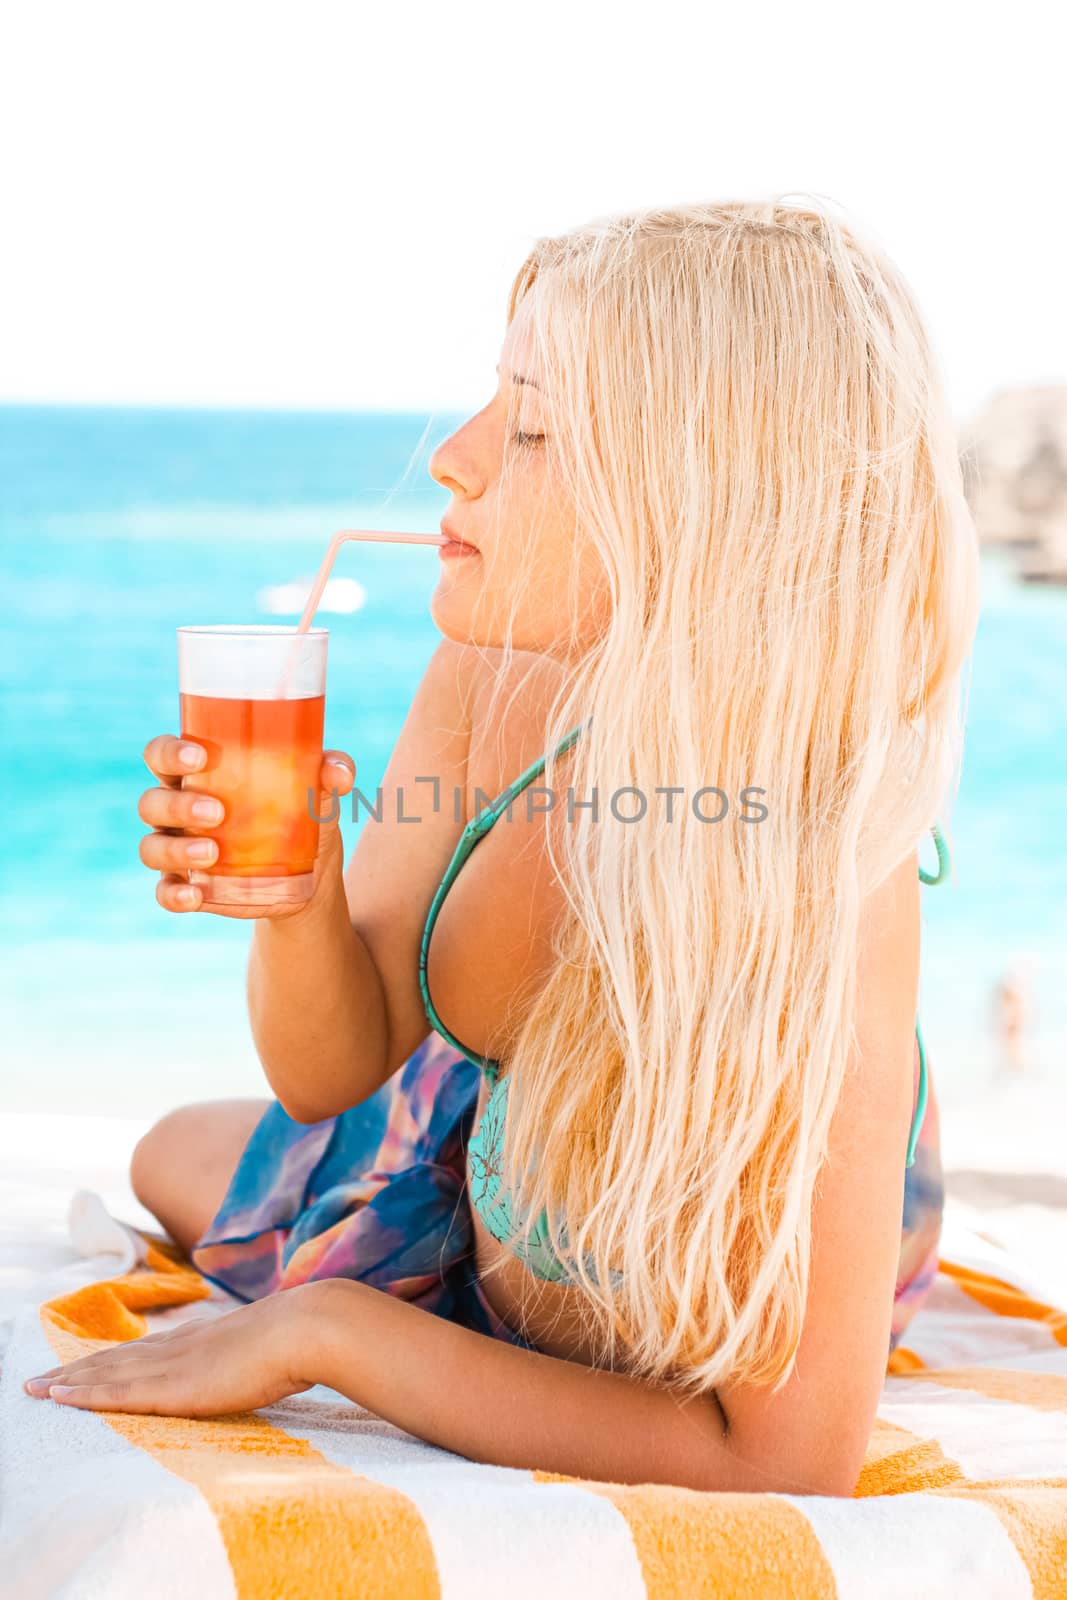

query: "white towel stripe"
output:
0 1310 235 1600
790 1488 1033 1600
879 1378 1067 1480
262 1388 648 1600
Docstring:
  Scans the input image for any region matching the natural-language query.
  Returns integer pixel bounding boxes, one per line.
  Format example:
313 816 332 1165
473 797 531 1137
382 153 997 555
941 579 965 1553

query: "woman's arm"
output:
715 848 923 1498
246 871 391 1124
246 636 483 1121
302 1276 850 1496
309 859 919 1499
23 1277 838 1495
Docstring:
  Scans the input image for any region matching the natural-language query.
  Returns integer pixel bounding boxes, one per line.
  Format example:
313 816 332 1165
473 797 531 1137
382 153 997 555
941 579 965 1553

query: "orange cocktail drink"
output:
176 625 329 908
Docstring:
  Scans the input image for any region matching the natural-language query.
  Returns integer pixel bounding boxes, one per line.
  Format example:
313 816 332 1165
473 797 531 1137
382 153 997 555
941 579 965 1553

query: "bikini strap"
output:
468 718 589 834
905 1020 929 1169
906 827 948 1166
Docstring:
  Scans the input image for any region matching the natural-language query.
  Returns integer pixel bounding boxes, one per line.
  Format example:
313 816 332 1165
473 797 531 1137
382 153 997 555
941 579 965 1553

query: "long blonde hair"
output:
472 193 980 1399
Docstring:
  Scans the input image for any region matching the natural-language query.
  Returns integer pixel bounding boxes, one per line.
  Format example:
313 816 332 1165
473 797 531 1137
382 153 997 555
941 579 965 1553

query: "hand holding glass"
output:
174 625 331 910
142 530 443 917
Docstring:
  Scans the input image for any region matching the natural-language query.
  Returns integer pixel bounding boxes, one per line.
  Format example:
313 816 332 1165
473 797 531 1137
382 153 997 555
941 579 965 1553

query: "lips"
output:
440 522 478 551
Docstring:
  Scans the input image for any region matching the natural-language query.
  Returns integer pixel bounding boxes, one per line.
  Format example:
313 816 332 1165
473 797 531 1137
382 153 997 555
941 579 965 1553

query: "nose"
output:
429 427 484 499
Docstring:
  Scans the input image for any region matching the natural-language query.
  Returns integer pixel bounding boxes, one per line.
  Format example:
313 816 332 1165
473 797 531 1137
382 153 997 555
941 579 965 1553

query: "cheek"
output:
431 486 604 654
511 515 576 603
526 526 608 641
576 557 613 634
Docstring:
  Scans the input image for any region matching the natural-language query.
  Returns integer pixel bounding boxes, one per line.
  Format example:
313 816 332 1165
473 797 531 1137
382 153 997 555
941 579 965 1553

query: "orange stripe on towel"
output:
42 1237 215 1340
934 1479 1067 1600
937 1257 1067 1347
40 1242 440 1600
902 1365 1067 1415
534 1471 836 1599
885 1345 927 1374
854 1415 965 1496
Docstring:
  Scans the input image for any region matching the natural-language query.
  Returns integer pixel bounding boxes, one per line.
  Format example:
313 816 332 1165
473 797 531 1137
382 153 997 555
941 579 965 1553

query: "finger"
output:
156 873 203 913
313 754 355 842
140 831 219 874
320 751 355 795
24 1344 162 1393
137 786 225 831
25 1345 129 1385
24 1319 188 1396
47 1372 174 1414
25 1369 107 1396
25 1362 135 1397
24 1370 65 1393
143 734 208 788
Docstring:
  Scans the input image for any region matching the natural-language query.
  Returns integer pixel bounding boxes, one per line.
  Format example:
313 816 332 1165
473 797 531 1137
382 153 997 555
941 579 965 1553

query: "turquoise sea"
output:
2 405 1065 1117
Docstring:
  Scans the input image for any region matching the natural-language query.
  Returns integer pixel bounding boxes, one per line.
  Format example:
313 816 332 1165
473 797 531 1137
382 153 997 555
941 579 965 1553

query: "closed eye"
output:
512 430 546 447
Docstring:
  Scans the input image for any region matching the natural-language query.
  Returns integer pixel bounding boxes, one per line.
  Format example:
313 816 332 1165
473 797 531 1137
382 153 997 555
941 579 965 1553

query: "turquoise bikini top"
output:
418 719 951 1285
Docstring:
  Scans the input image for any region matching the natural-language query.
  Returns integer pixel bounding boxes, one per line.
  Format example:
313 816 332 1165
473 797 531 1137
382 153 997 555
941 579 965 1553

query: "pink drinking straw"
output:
273 528 448 698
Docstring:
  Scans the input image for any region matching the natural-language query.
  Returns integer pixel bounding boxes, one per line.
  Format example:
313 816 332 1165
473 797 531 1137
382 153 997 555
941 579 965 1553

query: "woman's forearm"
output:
246 871 389 1122
301 1279 841 1496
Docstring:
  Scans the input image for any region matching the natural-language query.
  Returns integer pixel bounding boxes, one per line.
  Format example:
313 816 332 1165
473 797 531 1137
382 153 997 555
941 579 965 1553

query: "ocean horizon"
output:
3 403 1065 1118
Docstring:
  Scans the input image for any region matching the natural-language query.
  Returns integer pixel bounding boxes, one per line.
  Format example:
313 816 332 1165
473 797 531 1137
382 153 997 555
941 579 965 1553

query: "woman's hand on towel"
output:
23 1285 324 1417
138 734 356 920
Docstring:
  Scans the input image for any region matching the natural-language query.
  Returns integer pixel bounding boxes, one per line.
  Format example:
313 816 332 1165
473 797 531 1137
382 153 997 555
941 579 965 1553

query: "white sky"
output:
1 0 1061 429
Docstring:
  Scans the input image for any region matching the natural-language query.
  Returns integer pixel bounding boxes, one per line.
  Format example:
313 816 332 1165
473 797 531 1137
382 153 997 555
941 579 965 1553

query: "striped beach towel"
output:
1 1195 1066 1597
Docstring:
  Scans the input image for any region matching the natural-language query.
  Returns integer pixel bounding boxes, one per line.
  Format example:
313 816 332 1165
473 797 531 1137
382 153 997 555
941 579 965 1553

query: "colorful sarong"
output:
191 1028 944 1357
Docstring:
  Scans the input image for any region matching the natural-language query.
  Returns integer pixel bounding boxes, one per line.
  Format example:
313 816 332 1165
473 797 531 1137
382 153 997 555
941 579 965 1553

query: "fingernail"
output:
49 1386 75 1397
178 886 199 906
180 745 205 769
24 1379 49 1394
191 798 223 823
187 839 216 862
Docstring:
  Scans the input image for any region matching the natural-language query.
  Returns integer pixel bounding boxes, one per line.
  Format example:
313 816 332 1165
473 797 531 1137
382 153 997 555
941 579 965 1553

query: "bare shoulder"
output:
430 634 489 720
464 647 575 807
853 848 921 1106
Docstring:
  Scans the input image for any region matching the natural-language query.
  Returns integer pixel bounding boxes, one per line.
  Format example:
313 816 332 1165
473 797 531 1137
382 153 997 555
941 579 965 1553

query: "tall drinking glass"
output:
176 625 329 909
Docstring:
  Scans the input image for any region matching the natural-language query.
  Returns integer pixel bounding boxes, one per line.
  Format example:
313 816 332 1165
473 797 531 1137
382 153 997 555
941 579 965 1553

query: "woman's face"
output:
428 300 609 659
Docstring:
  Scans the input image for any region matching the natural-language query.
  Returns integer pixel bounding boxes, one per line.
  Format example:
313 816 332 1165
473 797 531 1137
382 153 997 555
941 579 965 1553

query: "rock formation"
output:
959 386 1067 584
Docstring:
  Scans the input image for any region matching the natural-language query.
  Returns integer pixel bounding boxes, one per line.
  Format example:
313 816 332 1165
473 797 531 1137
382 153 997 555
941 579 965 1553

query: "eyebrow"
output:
496 362 542 392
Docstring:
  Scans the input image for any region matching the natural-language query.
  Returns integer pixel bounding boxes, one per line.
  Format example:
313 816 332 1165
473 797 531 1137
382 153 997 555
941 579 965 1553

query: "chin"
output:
430 593 488 648
430 609 529 655
430 589 572 658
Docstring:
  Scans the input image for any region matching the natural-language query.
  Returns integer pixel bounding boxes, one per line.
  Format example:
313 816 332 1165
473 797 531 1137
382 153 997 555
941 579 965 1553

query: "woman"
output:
25 195 979 1497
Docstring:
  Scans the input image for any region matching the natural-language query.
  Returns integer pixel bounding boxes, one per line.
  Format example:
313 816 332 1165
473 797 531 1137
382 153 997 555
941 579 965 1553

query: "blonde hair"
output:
471 193 981 1400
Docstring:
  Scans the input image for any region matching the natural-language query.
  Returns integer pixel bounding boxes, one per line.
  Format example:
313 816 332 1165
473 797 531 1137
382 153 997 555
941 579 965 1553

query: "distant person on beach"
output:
991 967 1035 1078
